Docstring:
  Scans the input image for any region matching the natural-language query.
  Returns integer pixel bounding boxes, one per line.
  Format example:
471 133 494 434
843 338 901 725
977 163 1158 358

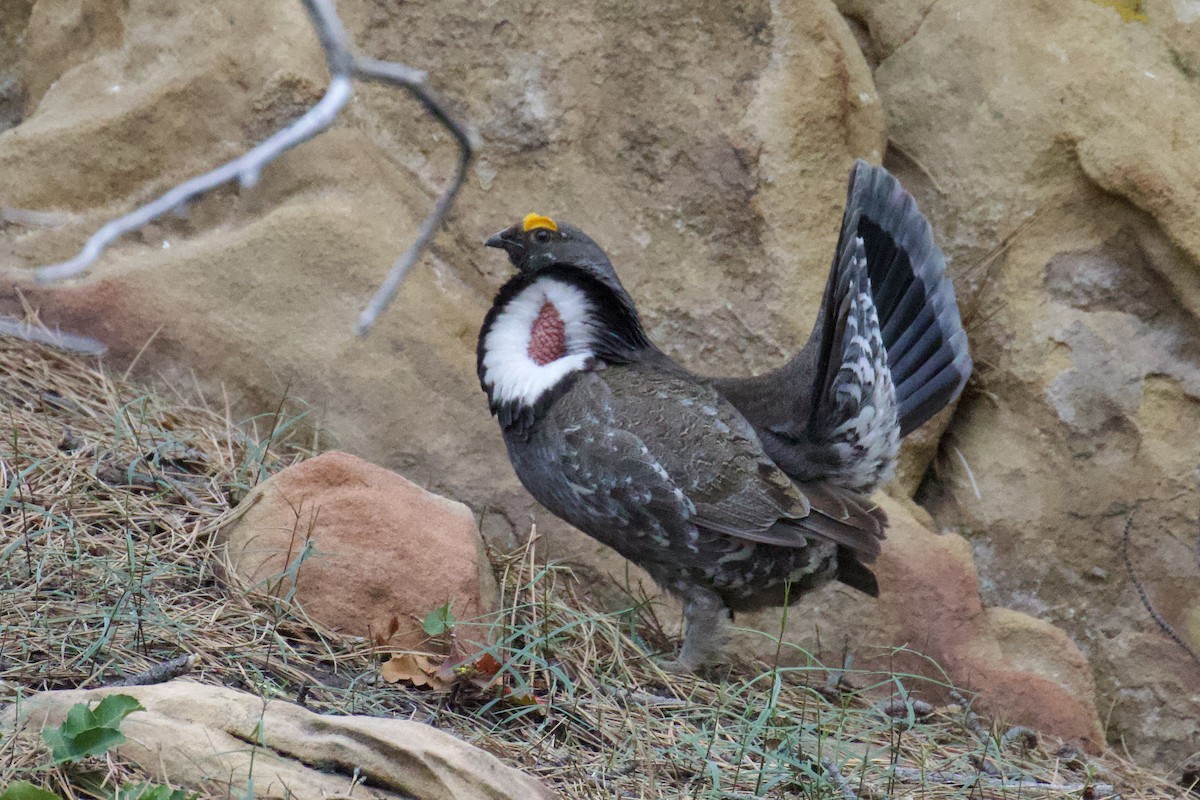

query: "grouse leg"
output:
662 586 731 673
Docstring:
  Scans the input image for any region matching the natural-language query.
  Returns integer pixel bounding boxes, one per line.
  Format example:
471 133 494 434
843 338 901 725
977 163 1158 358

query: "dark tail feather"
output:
836 546 880 596
842 160 972 436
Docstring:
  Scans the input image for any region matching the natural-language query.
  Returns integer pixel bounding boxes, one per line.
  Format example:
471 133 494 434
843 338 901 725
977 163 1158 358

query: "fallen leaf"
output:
381 653 452 690
503 686 548 713
435 648 504 688
432 648 547 712
373 615 402 647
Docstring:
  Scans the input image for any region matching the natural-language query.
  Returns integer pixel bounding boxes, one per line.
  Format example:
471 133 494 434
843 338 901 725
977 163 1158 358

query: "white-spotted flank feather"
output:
481 277 596 407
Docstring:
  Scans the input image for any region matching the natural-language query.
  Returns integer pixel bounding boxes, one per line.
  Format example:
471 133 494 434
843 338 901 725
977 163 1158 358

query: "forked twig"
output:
352 56 473 335
33 0 472 337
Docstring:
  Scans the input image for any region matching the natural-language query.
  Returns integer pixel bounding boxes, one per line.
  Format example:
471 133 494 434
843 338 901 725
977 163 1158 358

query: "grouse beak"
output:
485 223 526 267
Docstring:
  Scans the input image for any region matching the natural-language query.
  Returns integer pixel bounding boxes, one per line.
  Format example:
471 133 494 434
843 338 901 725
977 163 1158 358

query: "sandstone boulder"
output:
219 451 499 649
0 680 552 800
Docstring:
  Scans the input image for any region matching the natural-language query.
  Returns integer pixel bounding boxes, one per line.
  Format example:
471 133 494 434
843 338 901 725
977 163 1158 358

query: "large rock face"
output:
1 0 1197 767
837 0 1200 766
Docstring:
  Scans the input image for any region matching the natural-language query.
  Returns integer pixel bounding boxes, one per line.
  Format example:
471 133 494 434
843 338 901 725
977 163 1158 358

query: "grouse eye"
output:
533 229 552 244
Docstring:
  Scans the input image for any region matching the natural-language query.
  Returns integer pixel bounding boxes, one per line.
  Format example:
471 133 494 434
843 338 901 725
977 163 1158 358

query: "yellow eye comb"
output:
522 213 558 233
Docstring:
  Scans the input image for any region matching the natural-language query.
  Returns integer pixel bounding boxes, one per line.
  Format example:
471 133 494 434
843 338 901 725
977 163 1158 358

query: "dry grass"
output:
0 331 1191 799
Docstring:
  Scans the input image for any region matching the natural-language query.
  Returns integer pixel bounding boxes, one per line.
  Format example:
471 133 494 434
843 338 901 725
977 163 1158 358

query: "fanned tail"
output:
843 160 972 436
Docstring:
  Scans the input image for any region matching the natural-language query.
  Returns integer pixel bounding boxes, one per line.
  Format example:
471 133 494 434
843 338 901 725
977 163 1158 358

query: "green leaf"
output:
60 701 96 736
422 602 456 636
40 723 67 761
66 725 128 760
41 694 144 763
91 695 144 728
0 781 62 800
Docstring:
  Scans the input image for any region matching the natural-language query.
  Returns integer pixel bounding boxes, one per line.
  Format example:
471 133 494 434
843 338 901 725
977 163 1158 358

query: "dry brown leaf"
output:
433 649 546 713
503 686 547 714
380 653 452 690
373 615 402 646
435 648 503 688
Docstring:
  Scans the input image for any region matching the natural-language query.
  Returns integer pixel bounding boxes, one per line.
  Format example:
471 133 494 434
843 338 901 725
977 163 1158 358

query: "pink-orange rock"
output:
873 499 1102 750
219 451 499 649
740 494 1104 751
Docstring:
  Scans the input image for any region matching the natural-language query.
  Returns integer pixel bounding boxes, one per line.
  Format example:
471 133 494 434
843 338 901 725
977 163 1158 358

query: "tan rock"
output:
984 607 1099 710
1106 631 1200 745
0 681 552 800
219 451 499 648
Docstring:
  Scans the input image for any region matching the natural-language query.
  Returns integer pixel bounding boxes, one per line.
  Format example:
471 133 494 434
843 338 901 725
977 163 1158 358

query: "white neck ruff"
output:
481 278 596 408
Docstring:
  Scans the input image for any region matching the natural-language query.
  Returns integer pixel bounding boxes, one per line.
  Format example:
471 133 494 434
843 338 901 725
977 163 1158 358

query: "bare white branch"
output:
0 314 107 356
35 76 355 284
352 60 473 336
31 0 472 336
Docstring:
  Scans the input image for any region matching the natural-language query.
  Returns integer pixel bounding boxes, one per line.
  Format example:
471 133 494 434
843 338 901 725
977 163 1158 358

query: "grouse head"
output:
478 213 651 435
485 213 637 308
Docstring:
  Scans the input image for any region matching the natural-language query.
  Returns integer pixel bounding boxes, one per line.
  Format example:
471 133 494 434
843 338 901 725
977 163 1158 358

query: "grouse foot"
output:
658 587 731 674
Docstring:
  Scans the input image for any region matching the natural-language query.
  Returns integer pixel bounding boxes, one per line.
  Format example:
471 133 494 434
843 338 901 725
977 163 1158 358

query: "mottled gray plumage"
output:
477 161 972 671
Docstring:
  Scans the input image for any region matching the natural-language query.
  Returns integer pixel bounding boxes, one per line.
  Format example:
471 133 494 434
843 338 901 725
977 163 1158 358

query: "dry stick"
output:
948 687 985 741
819 757 861 800
1000 725 1038 749
34 0 472 337
885 139 945 194
889 766 1116 797
112 654 196 686
1121 509 1200 666
354 57 473 336
871 697 933 721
